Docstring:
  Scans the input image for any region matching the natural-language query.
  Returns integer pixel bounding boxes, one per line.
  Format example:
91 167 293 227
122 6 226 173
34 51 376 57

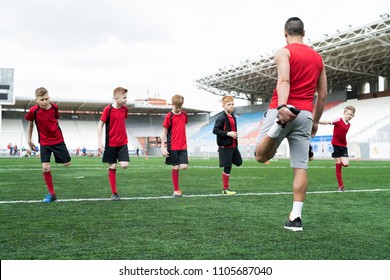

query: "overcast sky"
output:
1 0 389 113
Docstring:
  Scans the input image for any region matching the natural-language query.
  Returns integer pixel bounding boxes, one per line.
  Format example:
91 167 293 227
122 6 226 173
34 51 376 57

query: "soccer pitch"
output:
0 156 389 260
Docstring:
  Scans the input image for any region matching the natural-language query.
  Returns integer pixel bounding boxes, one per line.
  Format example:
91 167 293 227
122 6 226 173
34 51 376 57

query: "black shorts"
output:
218 146 242 168
40 142 71 164
332 145 349 158
165 149 189 166
102 145 130 164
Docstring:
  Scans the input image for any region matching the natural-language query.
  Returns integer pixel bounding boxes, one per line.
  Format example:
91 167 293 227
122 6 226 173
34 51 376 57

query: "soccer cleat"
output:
173 190 183 197
277 105 301 128
284 217 303 232
111 193 121 201
309 145 314 160
42 193 57 203
338 187 345 192
222 188 237 195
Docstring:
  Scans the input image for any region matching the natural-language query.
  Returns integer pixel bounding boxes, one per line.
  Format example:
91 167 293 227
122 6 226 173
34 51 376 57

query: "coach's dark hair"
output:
285 17 304 36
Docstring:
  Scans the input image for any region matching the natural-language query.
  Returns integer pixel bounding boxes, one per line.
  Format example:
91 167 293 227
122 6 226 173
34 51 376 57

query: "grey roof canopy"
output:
195 16 390 103
4 97 208 115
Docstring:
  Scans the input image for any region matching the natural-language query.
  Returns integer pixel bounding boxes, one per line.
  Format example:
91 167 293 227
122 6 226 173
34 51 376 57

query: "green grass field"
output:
1 156 389 260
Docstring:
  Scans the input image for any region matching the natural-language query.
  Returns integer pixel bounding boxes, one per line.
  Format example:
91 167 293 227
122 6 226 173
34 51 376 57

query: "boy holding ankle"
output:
213 96 242 195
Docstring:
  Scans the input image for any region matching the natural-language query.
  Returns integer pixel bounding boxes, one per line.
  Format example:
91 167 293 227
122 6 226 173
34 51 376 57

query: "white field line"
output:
0 188 389 204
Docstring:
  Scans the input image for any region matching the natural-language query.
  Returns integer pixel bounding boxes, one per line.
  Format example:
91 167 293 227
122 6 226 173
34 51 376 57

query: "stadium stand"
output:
59 120 82 150
0 96 211 156
2 17 390 158
316 96 390 142
187 96 390 159
187 110 265 157
0 119 25 155
1 96 390 159
193 16 390 159
73 120 100 150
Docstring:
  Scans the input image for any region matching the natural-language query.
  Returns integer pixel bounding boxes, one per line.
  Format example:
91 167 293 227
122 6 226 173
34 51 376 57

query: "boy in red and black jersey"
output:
320 106 356 191
25 87 71 202
161 95 188 197
98 87 129 201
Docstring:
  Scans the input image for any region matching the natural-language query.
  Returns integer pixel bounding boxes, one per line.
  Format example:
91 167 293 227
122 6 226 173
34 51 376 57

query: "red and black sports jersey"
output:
24 103 65 146
100 105 128 147
224 114 237 148
331 118 350 147
163 111 188 150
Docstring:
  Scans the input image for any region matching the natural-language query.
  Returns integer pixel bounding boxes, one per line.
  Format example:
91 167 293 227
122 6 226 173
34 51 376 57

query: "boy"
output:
25 87 71 202
161 94 188 197
98 87 130 201
319 105 356 192
212 96 242 195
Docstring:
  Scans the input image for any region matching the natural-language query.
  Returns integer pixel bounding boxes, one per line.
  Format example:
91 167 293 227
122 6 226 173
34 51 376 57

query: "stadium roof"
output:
2 96 209 115
195 16 390 103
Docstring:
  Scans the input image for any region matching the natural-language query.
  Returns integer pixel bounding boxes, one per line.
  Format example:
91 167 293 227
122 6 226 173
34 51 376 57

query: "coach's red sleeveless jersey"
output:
24 103 65 146
100 105 128 147
163 111 188 150
331 118 350 147
270 43 323 112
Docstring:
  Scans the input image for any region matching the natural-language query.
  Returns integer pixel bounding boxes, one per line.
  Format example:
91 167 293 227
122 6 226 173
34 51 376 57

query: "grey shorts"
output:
257 109 313 169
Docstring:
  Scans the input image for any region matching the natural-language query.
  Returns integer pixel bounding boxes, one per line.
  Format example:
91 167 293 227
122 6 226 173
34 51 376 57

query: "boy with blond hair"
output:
213 96 242 194
161 94 189 197
25 87 71 202
98 87 129 200
319 105 356 191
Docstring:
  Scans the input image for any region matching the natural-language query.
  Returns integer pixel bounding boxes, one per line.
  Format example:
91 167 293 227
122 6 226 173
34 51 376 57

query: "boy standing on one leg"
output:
213 96 242 195
161 95 189 197
320 106 355 191
25 87 71 202
98 87 130 201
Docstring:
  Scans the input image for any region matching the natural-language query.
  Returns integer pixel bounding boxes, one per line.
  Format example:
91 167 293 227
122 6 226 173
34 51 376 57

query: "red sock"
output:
43 171 55 195
172 169 179 191
108 168 117 194
222 172 230 190
336 163 343 187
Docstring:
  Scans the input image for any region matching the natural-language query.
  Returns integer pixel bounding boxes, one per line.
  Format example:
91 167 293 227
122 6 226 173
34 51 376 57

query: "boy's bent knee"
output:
119 162 129 169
